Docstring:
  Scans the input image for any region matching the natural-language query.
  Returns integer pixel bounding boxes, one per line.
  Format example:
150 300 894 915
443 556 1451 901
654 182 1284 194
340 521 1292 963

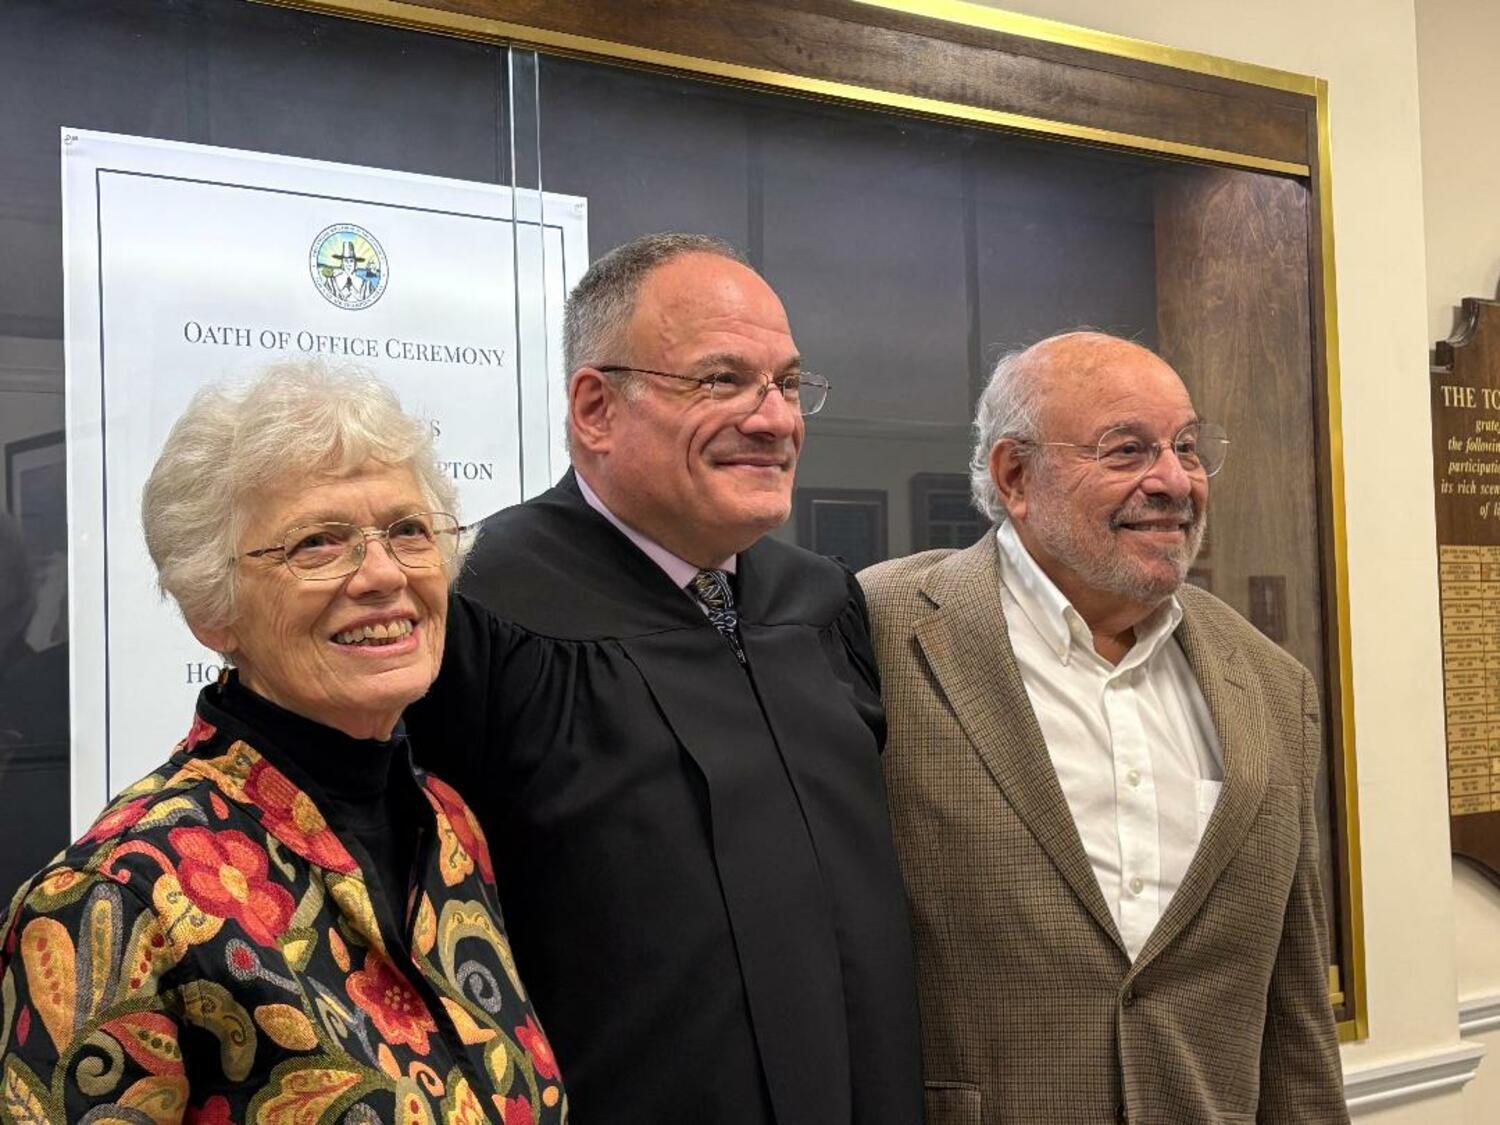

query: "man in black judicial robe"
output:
406 234 922 1124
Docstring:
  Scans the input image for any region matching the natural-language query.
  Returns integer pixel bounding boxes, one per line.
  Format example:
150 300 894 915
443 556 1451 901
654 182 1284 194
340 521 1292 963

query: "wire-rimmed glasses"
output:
595 365 831 416
239 511 466 581
1028 421 1230 477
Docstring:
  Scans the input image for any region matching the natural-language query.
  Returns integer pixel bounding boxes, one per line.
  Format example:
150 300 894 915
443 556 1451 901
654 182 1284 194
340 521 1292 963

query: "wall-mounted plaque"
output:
1431 298 1500 881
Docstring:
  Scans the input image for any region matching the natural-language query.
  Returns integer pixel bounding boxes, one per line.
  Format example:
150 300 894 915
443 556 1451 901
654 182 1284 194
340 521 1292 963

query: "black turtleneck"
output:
215 674 423 948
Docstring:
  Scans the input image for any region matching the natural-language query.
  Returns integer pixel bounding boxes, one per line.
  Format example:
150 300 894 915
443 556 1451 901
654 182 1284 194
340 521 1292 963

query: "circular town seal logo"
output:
310 223 386 310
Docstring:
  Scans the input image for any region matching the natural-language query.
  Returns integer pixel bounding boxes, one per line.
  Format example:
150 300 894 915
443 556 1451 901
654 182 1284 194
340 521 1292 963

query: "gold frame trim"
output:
1313 78 1369 1043
852 0 1319 95
259 0 1308 176
251 0 1366 1042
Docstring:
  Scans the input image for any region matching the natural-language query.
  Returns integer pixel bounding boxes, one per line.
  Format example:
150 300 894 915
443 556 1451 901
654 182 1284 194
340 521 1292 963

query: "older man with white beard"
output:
859 331 1348 1125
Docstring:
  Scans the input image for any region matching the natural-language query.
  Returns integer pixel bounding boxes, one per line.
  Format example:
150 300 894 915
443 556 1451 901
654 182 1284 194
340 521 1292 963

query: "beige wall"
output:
972 0 1463 1118
1420 0 1500 349
1417 3 1500 1120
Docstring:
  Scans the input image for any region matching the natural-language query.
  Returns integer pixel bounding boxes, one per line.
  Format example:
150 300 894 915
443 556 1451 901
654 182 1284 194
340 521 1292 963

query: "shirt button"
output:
1128 876 1144 896
1116 1105 1129 1123
1126 769 1141 787
1122 984 1137 1008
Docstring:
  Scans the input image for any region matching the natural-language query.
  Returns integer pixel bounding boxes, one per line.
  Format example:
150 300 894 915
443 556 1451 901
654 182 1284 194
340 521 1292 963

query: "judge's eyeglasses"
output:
238 511 466 581
595 365 831 416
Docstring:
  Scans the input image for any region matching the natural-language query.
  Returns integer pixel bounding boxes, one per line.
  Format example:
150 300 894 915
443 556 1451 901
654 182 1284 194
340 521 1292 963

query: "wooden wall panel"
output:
1155 169 1319 679
1154 169 1345 988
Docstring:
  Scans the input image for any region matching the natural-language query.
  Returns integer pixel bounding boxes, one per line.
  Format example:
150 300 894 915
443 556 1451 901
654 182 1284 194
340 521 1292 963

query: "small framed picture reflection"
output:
5 430 65 559
910 472 989 551
795 488 888 572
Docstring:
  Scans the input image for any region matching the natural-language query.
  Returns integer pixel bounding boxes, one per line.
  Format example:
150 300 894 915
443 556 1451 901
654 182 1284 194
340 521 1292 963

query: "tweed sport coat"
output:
859 535 1347 1125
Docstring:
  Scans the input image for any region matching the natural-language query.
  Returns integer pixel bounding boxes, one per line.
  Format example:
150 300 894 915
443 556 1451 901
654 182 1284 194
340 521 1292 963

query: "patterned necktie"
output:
690 568 746 665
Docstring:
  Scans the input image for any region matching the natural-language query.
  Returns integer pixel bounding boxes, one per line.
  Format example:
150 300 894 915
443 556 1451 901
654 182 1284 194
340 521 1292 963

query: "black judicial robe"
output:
406 472 923 1125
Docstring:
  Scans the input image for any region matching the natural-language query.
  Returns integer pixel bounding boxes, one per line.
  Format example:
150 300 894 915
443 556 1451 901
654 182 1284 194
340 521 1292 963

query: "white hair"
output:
969 330 1151 522
141 361 462 632
969 346 1047 523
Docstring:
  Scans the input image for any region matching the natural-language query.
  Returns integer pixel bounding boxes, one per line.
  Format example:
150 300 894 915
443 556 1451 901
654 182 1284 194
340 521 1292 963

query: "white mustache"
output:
1110 498 1198 528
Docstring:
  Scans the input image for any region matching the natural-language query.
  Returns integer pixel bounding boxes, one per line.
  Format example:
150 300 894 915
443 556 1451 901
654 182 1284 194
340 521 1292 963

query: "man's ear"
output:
569 368 621 455
989 440 1032 524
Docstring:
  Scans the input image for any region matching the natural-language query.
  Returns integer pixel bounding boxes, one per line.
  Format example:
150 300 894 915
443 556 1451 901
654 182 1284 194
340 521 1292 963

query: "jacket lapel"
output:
1130 592 1270 973
913 535 1125 953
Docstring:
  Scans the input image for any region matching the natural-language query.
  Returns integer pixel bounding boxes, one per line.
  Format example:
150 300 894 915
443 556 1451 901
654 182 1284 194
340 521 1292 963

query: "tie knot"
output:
690 568 735 612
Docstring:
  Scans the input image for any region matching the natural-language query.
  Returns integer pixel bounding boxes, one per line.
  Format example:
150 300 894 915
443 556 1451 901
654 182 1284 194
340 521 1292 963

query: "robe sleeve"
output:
407 592 583 801
408 593 524 798
821 566 887 755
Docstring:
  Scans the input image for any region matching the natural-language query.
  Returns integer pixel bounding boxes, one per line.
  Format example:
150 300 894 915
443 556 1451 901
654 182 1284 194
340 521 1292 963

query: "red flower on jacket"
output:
183 713 218 752
80 797 151 844
346 950 437 1055
241 759 357 873
500 1095 534 1125
168 826 295 946
186 1095 234 1125
423 774 495 884
514 1014 559 1080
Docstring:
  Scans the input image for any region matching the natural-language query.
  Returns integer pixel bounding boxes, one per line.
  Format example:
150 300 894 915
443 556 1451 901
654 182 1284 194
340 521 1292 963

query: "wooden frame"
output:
256 0 1365 1039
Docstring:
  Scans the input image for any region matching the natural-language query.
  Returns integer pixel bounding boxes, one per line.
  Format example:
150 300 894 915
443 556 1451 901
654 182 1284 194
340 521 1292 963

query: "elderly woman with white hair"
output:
0 364 566 1123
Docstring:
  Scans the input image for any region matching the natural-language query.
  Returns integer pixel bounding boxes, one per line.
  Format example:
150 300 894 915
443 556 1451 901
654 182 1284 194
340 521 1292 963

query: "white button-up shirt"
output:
995 521 1223 960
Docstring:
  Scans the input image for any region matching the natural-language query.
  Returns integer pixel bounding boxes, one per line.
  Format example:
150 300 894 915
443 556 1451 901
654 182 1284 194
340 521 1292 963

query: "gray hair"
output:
969 346 1047 523
563 232 749 380
141 361 462 633
969 330 1149 523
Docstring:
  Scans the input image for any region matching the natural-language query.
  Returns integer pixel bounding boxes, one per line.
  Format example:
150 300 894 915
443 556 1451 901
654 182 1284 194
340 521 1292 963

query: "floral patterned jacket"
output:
0 696 566 1124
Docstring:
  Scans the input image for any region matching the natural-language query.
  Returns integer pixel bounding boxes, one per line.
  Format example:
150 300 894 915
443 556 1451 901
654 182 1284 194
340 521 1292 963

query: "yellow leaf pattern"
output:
442 1071 488 1125
326 874 385 955
117 1073 189 1124
413 893 437 956
431 811 475 887
19 918 75 1052
441 997 496 1046
80 887 121 1022
0 1057 51 1124
250 1063 365 1124
150 873 223 958
181 980 256 1082
254 1003 319 1051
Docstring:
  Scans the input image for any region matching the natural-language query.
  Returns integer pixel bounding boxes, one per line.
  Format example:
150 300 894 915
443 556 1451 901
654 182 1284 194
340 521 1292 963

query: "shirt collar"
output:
576 471 737 591
995 519 1181 668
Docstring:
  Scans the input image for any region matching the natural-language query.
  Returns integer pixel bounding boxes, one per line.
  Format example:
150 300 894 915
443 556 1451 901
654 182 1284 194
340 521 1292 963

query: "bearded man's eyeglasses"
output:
238 512 466 581
595 365 831 416
1023 421 1230 478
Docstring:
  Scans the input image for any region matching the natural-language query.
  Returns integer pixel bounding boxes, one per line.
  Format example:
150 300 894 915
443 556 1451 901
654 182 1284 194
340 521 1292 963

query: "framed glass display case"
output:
0 0 1365 1036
